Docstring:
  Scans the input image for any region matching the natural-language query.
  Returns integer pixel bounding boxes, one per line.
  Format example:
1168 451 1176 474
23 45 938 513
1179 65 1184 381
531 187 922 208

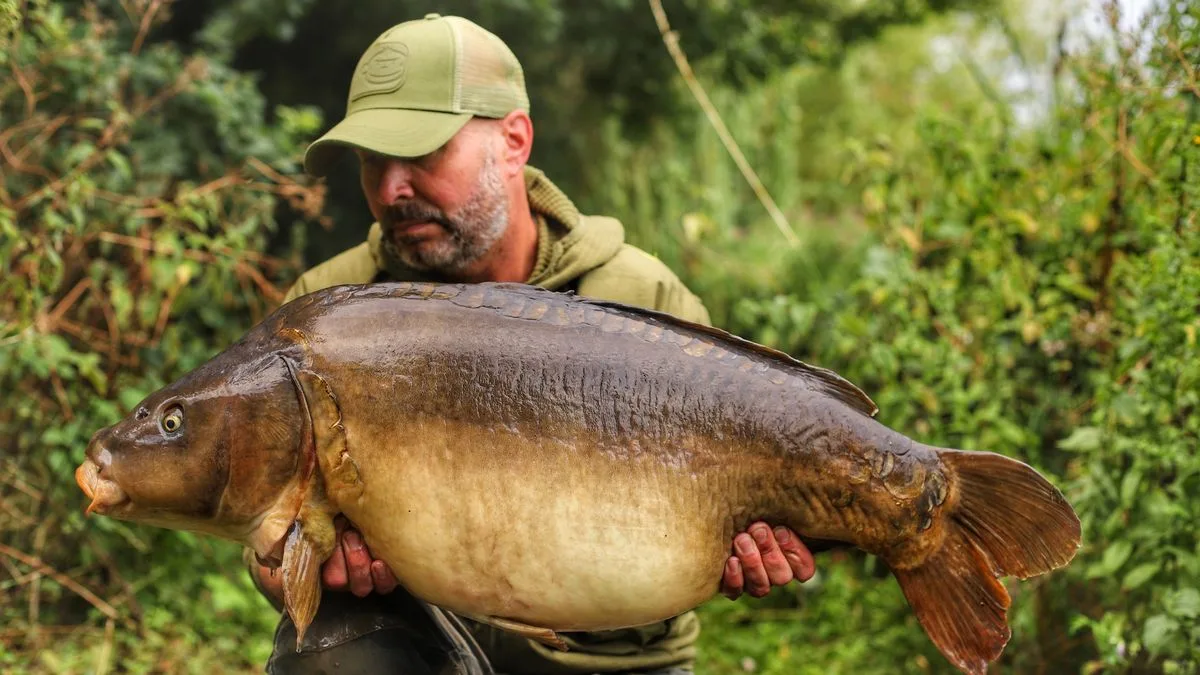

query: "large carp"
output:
75 282 1080 674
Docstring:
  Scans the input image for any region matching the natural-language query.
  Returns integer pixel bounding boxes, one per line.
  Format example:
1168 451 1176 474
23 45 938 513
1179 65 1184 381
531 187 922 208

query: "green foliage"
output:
660 2 1195 673
4 0 1197 673
0 1 321 671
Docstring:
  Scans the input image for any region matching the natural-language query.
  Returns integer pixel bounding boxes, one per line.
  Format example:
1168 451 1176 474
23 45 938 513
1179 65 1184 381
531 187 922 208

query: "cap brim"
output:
303 108 473 177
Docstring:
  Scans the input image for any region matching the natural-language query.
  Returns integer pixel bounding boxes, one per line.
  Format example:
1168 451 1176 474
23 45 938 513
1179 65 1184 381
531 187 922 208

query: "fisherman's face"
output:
358 120 509 275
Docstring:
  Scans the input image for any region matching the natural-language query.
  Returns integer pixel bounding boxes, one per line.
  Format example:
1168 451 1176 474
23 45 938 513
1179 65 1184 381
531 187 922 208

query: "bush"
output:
0 1 321 671
682 3 1198 673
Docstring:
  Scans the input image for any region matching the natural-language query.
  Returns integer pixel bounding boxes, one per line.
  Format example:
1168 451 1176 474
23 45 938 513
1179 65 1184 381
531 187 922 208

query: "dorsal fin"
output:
480 282 879 418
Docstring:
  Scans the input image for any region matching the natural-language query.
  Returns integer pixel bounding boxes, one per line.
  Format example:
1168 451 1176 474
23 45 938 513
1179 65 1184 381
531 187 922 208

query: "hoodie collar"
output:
368 165 624 289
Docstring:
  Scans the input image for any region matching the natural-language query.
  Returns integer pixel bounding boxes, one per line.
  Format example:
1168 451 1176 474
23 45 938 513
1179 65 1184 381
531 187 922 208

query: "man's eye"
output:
415 147 445 169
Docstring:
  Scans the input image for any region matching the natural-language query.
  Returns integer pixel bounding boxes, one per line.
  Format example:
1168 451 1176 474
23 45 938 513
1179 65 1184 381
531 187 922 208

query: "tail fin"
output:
893 450 1081 675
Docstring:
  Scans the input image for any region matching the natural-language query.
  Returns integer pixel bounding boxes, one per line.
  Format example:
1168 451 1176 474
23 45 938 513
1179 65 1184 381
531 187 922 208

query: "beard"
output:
379 150 509 275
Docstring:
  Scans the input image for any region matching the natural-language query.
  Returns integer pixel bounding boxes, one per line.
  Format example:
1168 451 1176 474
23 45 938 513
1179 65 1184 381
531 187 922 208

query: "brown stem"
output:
13 64 198 212
41 278 92 331
0 543 132 628
130 0 164 56
49 370 74 421
646 0 797 246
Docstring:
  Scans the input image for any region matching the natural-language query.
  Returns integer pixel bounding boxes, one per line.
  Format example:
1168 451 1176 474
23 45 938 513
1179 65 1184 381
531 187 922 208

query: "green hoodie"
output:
270 166 708 674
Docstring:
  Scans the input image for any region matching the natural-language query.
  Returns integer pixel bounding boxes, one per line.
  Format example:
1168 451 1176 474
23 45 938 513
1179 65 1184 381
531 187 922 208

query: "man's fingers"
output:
749 522 794 587
720 557 744 600
734 532 771 597
321 536 349 590
371 560 398 595
775 526 816 582
342 529 374 597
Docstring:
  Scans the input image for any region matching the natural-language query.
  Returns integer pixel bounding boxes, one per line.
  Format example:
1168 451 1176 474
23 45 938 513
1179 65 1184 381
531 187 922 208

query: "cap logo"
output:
352 42 410 101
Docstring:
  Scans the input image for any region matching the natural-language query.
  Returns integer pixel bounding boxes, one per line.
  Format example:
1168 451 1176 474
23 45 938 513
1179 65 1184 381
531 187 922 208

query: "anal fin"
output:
467 614 569 652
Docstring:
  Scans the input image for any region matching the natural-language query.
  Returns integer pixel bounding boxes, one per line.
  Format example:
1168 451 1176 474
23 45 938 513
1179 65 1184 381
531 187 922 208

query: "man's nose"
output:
373 160 416 204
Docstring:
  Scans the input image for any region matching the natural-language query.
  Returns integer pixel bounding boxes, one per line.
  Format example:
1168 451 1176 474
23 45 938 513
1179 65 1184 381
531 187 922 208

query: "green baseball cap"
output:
303 13 529 177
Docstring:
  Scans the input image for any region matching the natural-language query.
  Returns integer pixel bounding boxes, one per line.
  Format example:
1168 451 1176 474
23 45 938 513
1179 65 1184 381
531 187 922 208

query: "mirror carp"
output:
75 282 1081 674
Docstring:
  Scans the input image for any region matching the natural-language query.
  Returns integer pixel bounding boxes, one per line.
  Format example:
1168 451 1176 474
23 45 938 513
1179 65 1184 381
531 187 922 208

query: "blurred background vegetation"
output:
1 0 1196 673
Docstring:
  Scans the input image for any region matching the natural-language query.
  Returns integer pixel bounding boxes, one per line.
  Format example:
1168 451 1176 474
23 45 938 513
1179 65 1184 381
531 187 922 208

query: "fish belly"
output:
337 419 733 631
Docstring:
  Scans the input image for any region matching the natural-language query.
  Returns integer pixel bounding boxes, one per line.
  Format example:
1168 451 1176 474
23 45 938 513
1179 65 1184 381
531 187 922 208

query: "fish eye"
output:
161 407 183 434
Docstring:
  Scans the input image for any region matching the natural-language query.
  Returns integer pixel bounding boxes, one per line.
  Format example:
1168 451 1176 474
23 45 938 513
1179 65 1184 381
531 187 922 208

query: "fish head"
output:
75 344 307 544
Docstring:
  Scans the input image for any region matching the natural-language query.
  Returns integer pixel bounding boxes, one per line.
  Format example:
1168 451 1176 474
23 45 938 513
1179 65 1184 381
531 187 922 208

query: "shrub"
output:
690 3 1199 672
0 1 320 670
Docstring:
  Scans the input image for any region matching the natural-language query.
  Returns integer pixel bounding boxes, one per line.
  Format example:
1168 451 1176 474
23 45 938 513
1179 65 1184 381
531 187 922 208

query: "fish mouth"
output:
75 460 129 516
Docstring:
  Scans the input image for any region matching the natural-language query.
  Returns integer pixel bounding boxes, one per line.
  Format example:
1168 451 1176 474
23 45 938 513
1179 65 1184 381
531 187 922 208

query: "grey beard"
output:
381 152 509 275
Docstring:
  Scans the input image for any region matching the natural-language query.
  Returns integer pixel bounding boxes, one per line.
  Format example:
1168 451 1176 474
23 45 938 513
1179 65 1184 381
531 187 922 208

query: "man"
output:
250 13 816 675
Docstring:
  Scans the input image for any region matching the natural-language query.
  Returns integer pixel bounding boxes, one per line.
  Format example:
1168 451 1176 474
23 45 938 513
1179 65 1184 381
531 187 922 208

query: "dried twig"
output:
49 370 75 421
1168 40 1200 99
86 540 143 619
95 287 123 375
93 230 290 270
647 0 798 246
0 496 39 531
41 278 93 332
129 0 163 56
0 543 133 629
0 464 44 503
9 61 36 118
192 173 243 198
94 617 116 675
150 280 184 346
10 115 73 166
0 625 104 640
13 63 199 212
26 520 51 647
236 261 283 304
0 550 23 581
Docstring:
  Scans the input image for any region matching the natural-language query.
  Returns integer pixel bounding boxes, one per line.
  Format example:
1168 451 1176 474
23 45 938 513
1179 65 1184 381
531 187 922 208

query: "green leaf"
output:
1122 563 1159 590
1144 615 1180 654
1059 426 1103 452
110 283 133 325
1093 540 1134 577
1167 588 1200 619
1120 470 1141 504
106 149 133 181
118 388 148 413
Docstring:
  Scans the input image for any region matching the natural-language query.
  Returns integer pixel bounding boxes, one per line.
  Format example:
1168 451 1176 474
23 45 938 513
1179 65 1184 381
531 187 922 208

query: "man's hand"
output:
721 522 814 600
322 516 399 597
250 516 399 607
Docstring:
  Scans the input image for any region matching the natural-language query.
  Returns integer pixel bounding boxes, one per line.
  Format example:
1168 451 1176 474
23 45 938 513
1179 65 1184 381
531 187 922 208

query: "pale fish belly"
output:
336 416 734 630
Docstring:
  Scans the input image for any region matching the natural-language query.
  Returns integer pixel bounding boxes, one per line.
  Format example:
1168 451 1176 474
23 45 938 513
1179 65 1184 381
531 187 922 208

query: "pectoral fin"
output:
283 360 364 504
467 614 568 652
281 511 336 650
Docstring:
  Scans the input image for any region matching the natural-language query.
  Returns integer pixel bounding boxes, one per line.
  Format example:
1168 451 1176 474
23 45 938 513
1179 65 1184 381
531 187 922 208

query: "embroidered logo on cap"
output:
352 42 410 100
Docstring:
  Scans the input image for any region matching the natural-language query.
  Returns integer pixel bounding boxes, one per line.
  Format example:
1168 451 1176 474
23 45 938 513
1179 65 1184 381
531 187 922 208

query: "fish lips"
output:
74 459 129 516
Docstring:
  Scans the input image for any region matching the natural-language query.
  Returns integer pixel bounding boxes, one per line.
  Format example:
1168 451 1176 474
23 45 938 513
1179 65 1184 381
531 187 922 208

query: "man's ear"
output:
498 110 533 177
